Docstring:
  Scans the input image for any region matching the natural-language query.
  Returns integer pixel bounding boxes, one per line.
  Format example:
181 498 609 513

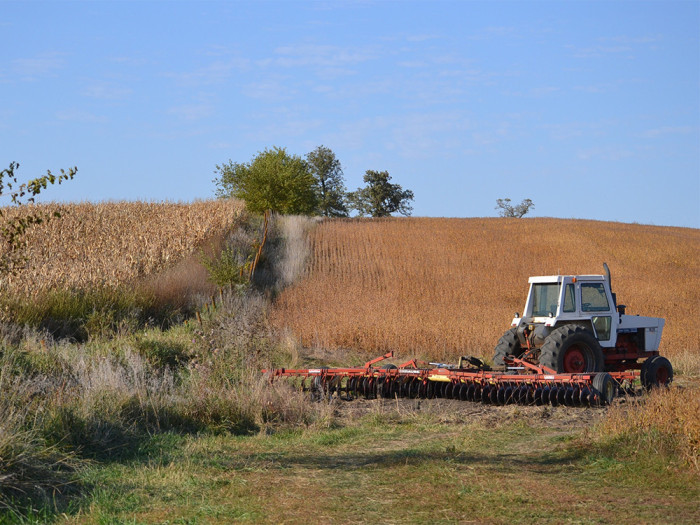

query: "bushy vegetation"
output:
0 213 325 518
348 170 414 217
214 146 414 218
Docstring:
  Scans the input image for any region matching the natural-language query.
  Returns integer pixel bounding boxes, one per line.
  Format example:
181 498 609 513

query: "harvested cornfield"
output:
272 218 700 365
0 199 245 296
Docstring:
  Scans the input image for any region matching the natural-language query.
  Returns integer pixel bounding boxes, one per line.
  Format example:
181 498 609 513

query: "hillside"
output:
272 217 700 370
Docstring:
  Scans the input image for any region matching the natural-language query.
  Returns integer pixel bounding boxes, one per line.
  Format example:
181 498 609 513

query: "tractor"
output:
493 263 673 389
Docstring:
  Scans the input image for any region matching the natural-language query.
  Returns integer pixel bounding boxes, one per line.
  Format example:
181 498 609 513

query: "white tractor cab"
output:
494 263 672 388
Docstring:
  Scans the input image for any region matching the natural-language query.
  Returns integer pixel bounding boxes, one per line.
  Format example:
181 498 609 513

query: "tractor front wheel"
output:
539 325 604 373
493 327 523 368
641 355 673 389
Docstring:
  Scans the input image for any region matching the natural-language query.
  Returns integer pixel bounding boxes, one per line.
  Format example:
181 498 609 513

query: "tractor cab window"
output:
531 283 560 317
563 284 576 313
581 283 611 312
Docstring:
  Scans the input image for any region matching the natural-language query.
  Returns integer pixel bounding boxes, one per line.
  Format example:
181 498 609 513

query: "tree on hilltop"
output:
306 145 348 217
495 198 535 218
348 170 414 217
214 147 318 215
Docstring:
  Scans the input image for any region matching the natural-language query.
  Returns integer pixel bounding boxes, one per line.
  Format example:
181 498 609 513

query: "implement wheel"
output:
641 356 673 389
591 373 616 406
493 327 523 368
539 325 604 373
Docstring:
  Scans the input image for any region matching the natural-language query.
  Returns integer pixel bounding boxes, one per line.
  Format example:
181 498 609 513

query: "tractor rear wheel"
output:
539 324 604 373
641 355 673 389
493 327 523 368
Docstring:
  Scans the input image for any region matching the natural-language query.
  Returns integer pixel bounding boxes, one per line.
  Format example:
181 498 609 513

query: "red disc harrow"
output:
263 352 637 407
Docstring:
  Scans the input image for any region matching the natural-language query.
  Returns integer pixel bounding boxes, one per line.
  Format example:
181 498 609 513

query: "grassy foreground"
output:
43 401 699 524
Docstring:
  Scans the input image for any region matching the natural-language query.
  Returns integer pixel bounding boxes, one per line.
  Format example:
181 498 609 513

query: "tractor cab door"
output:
577 279 618 347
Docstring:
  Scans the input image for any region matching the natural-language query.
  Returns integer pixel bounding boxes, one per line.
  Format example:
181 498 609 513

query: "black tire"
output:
539 325 604 373
311 367 329 401
640 355 673 389
591 372 616 406
493 327 523 368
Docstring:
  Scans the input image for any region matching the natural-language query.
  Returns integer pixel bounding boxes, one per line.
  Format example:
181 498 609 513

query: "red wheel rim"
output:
656 366 669 385
563 345 586 373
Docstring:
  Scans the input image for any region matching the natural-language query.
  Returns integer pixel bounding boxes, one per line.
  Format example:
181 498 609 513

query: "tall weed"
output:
0 351 77 513
590 387 700 470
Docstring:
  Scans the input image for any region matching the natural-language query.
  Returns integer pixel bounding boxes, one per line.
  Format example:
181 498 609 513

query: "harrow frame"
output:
262 352 638 407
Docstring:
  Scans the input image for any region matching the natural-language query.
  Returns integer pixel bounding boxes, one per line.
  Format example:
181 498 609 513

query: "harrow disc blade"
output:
564 387 575 406
525 386 535 405
481 385 491 403
504 386 514 404
459 383 469 401
541 386 550 405
534 387 544 406
496 387 506 405
409 378 421 398
489 386 499 404
549 386 559 406
557 386 566 405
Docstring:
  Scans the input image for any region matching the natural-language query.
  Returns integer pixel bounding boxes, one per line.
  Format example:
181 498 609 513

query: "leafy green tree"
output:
348 170 414 217
214 147 318 215
306 145 348 217
495 198 535 218
1 162 77 276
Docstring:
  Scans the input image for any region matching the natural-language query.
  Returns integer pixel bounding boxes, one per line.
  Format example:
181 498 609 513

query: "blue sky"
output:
2 0 698 227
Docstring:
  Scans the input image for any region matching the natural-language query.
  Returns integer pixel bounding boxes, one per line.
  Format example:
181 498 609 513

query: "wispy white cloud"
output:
242 78 294 101
110 56 150 67
12 53 65 80
567 44 634 59
167 104 215 121
639 126 694 138
267 43 378 69
83 81 133 100
599 35 663 45
467 26 519 41
530 86 561 97
55 109 107 123
577 146 633 161
166 58 250 86
568 35 661 60
573 81 621 93
404 33 442 43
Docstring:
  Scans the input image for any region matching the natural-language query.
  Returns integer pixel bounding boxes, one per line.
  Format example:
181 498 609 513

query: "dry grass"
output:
594 387 700 470
272 218 700 363
0 199 245 296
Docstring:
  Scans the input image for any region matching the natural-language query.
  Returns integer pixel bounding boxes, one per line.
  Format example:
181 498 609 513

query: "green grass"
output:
31 403 698 525
0 286 185 342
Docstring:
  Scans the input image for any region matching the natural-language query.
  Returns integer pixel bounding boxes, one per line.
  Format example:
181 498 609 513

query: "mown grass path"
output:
58 401 699 524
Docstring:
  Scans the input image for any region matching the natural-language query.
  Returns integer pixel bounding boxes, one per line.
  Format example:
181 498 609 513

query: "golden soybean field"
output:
272 217 700 364
0 199 245 296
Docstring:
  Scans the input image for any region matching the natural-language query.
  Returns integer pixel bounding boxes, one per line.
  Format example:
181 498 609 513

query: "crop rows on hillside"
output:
0 199 245 295
272 218 699 362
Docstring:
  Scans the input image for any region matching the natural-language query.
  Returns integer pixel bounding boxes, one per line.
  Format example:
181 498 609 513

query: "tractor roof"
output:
528 275 605 284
